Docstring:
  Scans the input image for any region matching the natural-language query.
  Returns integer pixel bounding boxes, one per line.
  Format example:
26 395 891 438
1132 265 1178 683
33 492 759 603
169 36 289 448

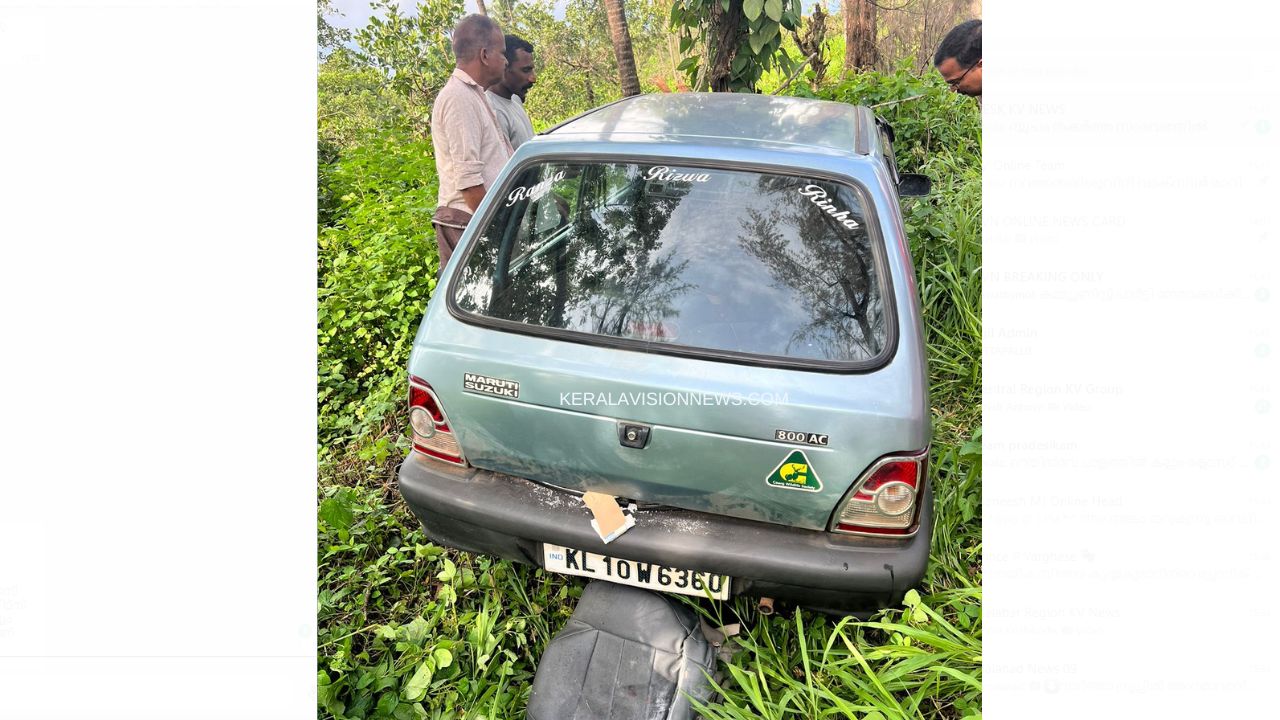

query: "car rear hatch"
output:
416 158 928 532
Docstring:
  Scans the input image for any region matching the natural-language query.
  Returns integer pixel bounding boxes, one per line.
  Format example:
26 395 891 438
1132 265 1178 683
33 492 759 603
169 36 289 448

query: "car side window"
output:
878 125 899 184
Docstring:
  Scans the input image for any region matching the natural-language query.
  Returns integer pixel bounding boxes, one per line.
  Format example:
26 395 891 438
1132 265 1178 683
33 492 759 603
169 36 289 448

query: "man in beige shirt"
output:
430 14 513 269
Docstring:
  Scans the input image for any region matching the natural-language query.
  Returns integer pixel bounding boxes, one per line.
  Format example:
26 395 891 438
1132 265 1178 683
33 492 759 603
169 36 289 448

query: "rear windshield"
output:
451 161 889 364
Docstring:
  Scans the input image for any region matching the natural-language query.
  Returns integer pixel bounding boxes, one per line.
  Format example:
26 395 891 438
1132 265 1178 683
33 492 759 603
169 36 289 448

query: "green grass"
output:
318 69 981 720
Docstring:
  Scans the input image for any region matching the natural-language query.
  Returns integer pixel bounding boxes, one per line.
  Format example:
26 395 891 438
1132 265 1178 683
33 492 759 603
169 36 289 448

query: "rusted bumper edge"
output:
395 453 933 615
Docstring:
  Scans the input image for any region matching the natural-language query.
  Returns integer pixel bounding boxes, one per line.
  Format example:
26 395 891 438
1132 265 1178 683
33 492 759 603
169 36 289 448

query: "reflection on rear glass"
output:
453 162 887 363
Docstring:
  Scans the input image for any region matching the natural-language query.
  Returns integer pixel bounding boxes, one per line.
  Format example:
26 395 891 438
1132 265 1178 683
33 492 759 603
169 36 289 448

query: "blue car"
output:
397 93 932 615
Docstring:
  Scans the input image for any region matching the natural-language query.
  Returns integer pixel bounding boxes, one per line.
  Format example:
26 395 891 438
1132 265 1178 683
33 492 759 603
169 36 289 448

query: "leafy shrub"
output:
797 67 983 409
318 484 578 719
353 0 465 133
318 48 413 151
318 128 440 458
797 62 981 174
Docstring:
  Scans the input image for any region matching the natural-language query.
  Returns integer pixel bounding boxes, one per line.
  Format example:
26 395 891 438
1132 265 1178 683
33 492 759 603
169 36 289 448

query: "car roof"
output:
541 93 876 158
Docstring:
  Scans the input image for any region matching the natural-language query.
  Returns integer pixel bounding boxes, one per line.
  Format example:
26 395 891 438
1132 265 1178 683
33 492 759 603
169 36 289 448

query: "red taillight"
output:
409 384 446 428
408 375 465 466
832 449 928 536
850 457 918 500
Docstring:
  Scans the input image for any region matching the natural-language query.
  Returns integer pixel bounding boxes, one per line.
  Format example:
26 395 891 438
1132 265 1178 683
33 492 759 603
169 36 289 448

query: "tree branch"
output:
871 93 925 108
771 52 819 95
866 0 917 11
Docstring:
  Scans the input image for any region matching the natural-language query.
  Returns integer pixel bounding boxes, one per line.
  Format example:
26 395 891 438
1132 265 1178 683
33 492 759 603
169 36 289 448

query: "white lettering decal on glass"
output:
798 184 860 230
644 166 711 183
506 170 567 206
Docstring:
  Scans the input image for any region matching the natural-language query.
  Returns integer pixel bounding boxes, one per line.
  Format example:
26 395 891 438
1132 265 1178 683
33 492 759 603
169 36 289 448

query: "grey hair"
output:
451 14 501 63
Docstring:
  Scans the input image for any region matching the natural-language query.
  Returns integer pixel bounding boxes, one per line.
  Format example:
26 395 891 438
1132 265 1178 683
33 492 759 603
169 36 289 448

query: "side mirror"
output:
898 173 931 197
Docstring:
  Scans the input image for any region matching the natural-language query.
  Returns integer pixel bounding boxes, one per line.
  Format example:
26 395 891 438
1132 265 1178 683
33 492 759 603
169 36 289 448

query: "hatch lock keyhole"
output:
618 423 651 449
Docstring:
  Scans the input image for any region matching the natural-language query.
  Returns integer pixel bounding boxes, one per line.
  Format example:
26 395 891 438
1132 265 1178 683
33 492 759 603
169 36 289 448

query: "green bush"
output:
318 484 578 720
318 128 440 459
798 62 981 174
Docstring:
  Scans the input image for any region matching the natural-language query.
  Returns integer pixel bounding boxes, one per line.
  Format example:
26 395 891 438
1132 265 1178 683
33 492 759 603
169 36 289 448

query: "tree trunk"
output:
861 1 877 69
706 0 744 92
603 0 642 96
792 4 828 88
842 0 877 71
475 0 487 16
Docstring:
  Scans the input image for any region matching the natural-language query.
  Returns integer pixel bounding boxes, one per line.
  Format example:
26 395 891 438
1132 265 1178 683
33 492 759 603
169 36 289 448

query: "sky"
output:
324 0 572 29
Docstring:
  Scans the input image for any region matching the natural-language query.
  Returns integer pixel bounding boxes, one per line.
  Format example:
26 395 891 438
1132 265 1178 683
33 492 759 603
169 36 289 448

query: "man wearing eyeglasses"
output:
934 19 982 100
430 14 513 270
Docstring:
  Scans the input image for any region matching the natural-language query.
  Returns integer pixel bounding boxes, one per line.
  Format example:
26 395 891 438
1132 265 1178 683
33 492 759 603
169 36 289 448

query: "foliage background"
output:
318 2 980 718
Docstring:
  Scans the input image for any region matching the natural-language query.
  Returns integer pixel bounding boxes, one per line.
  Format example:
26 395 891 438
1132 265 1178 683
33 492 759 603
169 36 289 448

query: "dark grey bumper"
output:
396 453 932 614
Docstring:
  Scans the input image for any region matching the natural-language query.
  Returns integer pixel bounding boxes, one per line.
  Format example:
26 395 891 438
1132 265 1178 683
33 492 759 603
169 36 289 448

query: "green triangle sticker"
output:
765 450 822 492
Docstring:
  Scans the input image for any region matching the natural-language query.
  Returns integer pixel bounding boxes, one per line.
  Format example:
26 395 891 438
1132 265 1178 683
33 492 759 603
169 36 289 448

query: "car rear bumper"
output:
395 453 932 615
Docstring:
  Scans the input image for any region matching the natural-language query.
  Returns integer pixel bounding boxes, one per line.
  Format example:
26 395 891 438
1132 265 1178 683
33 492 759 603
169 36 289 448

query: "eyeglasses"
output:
944 60 979 88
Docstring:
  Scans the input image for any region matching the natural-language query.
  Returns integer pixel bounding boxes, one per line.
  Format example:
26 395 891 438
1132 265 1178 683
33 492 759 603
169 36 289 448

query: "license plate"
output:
542 544 730 600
